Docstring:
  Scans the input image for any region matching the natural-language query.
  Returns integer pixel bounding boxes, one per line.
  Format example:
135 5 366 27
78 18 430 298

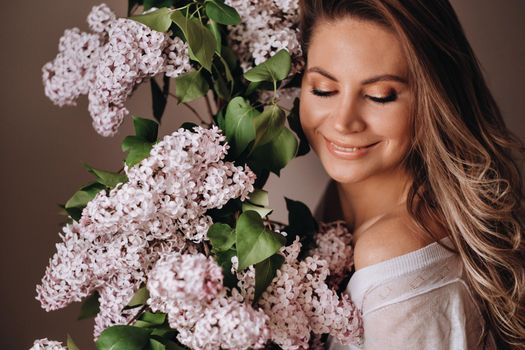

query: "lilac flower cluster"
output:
232 236 364 349
29 339 66 350
310 220 356 290
224 0 303 74
36 126 256 337
42 4 192 137
147 252 270 349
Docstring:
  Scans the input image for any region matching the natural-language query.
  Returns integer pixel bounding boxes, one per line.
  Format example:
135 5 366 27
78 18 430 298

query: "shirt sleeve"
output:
360 281 488 350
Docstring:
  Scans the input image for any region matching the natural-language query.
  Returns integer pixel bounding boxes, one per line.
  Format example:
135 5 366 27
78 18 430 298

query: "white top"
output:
327 236 497 350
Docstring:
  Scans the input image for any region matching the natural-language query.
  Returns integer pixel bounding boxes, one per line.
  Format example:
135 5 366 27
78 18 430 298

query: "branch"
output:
204 93 215 123
127 304 148 325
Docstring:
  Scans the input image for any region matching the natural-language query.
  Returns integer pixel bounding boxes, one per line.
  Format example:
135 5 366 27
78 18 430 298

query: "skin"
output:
299 17 441 268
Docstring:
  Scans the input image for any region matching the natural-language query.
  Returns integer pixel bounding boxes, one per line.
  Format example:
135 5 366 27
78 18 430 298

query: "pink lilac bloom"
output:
232 235 364 349
42 4 192 137
42 28 101 107
224 0 303 74
147 252 270 349
310 220 356 290
87 3 116 33
36 125 256 338
29 339 66 350
223 0 302 104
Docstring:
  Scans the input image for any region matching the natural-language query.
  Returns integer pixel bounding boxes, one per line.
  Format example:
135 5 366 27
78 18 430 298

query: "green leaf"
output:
218 50 234 83
287 98 310 157
83 164 127 189
215 248 238 289
148 338 187 350
150 328 178 338
242 189 272 218
64 207 82 222
126 287 150 309
214 108 226 133
208 223 236 252
174 69 210 103
284 197 319 255
207 20 222 55
236 211 286 270
67 334 80 350
65 182 105 209
171 11 216 72
132 116 158 143
204 0 241 25
164 340 188 350
224 97 258 156
245 81 274 96
96 325 152 350
133 320 154 328
121 116 158 167
140 311 166 325
148 338 166 350
241 202 273 218
243 49 291 83
247 189 269 207
78 291 100 320
150 77 170 122
254 254 284 303
253 104 286 147
213 75 230 100
122 136 154 167
130 7 173 32
250 127 298 176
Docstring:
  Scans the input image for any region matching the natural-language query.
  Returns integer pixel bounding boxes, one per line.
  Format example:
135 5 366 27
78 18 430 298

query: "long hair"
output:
298 0 525 348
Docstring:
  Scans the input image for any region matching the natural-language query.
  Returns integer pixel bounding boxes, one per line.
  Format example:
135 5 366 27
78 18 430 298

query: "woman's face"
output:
300 17 413 184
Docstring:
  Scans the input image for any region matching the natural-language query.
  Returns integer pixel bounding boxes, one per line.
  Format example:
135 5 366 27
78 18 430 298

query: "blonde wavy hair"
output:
299 0 525 348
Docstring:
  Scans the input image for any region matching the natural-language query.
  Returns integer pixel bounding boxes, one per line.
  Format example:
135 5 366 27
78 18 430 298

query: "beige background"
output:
0 1 523 349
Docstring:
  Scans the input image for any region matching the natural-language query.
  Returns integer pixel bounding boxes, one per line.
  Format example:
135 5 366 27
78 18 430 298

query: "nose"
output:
332 93 366 134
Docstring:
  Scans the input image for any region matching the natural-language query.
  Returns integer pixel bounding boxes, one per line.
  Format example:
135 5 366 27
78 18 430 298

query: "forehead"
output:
306 17 408 79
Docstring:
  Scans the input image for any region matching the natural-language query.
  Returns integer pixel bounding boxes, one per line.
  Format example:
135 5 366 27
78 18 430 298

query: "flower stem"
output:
204 93 215 123
127 304 148 325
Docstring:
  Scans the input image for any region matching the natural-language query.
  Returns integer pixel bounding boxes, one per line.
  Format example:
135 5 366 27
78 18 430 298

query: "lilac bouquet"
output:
32 1 364 349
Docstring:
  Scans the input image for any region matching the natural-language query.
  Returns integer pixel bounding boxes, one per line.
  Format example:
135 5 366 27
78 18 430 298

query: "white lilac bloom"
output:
36 125 256 338
224 0 304 75
29 339 66 350
42 4 192 137
232 236 364 349
147 252 270 350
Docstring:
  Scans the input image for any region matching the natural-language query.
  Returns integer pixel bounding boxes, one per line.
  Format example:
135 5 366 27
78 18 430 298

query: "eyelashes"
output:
368 92 397 104
310 88 398 104
310 88 336 98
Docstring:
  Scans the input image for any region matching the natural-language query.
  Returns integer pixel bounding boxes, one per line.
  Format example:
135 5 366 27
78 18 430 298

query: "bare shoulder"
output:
352 214 444 272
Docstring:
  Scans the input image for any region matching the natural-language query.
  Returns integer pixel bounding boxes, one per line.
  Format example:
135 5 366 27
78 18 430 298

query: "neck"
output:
336 165 413 234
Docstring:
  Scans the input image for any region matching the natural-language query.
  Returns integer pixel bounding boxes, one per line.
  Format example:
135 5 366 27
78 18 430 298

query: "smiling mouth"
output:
325 138 380 152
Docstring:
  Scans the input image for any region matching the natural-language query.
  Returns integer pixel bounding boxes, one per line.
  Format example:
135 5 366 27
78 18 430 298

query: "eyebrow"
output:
305 66 408 84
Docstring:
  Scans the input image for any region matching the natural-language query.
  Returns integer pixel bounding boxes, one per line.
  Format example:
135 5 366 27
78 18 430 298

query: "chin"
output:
323 163 370 184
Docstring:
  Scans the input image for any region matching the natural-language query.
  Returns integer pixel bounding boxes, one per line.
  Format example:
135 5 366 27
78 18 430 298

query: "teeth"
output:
332 143 361 152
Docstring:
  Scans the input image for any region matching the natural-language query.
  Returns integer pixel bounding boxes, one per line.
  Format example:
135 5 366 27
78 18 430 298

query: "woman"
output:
298 0 525 349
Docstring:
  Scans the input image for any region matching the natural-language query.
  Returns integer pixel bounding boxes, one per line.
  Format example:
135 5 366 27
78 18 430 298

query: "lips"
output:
325 137 379 149
323 136 381 160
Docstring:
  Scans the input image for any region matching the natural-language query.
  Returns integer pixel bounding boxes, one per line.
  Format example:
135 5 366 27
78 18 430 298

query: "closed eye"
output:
367 92 397 104
310 88 336 98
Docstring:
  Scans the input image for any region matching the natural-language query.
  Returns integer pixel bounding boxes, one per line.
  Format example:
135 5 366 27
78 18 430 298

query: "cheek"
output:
375 105 413 151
